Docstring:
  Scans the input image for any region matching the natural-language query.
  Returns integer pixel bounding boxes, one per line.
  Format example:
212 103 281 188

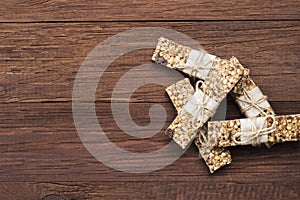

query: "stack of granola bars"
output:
152 37 300 173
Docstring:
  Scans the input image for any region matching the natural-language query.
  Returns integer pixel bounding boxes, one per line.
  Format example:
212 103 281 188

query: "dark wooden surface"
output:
0 1 299 200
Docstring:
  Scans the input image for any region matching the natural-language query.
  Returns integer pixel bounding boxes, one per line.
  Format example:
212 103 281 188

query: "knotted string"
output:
197 127 217 151
232 115 276 146
236 88 268 115
177 51 215 78
198 127 209 148
190 80 215 130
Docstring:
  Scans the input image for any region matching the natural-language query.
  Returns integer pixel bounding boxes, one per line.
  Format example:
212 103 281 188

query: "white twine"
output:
236 88 268 116
189 80 215 130
233 115 276 146
177 51 215 78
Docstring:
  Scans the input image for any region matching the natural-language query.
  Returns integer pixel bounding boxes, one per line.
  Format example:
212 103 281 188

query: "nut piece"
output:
152 37 191 69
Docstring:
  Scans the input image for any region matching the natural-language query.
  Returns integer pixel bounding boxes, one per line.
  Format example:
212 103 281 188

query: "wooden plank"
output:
0 0 299 22
0 102 299 182
0 22 299 102
0 19 299 199
1 181 299 200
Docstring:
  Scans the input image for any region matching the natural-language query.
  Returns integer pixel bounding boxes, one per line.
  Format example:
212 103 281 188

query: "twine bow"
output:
197 127 217 151
177 51 215 78
187 80 215 130
233 115 276 146
236 88 268 115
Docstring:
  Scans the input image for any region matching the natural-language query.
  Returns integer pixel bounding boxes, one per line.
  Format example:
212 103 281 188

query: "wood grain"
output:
0 2 299 199
1 181 299 200
0 22 299 103
0 0 299 22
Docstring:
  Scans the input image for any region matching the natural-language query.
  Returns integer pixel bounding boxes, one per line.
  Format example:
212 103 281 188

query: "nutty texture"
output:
268 114 300 144
152 37 191 69
165 78 194 111
208 114 300 147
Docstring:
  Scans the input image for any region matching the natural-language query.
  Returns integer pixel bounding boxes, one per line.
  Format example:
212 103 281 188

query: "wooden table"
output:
0 1 299 199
